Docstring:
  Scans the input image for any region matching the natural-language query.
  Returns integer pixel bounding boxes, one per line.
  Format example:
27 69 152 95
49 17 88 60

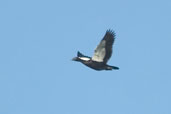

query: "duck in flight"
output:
72 30 119 71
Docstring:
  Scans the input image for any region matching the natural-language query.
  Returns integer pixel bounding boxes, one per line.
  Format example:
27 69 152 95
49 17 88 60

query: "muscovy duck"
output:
72 30 119 71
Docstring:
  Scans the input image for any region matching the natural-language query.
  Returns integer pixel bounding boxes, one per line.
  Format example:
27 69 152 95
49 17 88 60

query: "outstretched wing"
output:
77 51 91 61
92 30 115 63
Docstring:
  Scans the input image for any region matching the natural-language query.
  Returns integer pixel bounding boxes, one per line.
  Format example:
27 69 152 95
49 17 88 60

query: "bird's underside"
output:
76 51 119 70
83 60 118 71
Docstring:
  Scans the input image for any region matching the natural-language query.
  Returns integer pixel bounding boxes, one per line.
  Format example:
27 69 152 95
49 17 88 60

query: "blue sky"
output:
0 0 171 114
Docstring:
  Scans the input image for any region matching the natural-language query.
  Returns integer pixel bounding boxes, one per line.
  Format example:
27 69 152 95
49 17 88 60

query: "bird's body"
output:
81 60 107 71
72 30 119 71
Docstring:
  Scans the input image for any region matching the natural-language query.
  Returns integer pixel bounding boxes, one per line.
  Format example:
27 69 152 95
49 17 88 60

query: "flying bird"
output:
72 30 119 71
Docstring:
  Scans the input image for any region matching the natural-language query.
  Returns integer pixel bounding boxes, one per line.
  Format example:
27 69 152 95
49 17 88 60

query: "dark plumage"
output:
72 30 119 71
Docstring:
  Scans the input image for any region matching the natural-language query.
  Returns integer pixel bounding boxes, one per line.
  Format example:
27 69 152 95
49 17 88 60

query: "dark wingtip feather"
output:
106 29 116 38
77 51 82 57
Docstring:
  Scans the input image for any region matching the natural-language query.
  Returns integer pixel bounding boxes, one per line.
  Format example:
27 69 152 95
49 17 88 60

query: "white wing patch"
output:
92 40 106 62
79 57 90 61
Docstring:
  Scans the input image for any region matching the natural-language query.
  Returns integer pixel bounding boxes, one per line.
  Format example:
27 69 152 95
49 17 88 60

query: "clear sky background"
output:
0 0 171 114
